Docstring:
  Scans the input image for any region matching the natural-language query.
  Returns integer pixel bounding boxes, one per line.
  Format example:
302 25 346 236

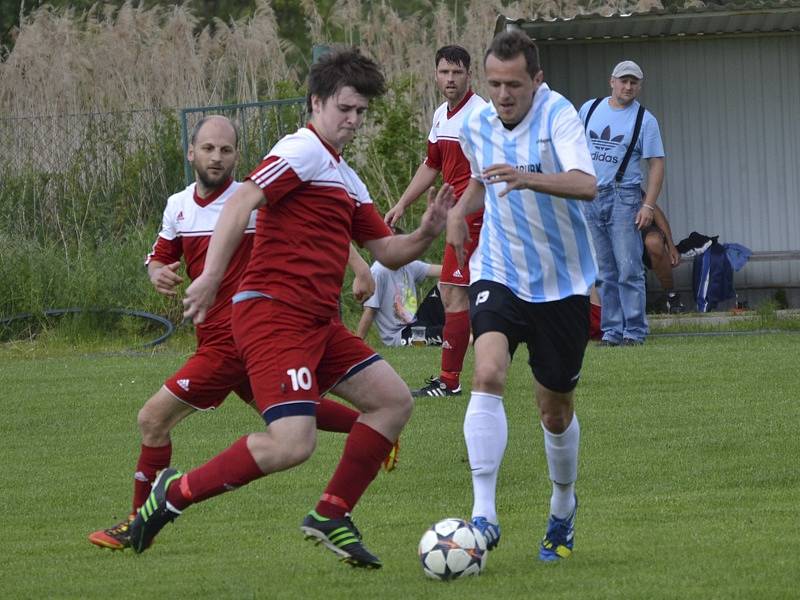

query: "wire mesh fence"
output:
0 98 306 245
179 98 306 184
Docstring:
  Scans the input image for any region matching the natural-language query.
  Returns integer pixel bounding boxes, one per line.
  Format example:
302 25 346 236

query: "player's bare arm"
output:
385 163 440 226
356 306 377 339
446 178 485 267
147 260 183 296
636 156 664 230
183 180 265 324
482 165 596 200
366 184 454 269
349 244 375 303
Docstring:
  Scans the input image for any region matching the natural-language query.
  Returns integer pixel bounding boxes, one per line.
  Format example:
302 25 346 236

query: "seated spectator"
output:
642 205 686 313
357 258 443 347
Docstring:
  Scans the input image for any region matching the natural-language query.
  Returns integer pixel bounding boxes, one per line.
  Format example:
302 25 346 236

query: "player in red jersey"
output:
385 46 488 397
128 49 452 568
88 116 371 551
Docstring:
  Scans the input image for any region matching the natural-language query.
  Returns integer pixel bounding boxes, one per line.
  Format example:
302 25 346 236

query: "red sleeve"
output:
247 155 304 206
352 203 392 246
423 140 442 171
145 236 181 266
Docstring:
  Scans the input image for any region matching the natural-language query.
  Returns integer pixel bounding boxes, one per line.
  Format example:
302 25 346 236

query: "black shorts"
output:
398 285 444 346
469 280 589 393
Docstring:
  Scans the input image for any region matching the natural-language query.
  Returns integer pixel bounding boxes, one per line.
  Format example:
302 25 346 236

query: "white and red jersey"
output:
146 179 256 334
242 125 391 319
425 91 488 228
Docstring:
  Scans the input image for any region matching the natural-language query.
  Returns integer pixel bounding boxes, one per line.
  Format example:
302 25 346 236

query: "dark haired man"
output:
385 45 488 398
87 115 371 551
129 49 453 569
448 31 597 562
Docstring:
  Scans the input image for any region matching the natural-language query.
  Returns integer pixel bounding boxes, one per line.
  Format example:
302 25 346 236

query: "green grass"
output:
1 333 799 599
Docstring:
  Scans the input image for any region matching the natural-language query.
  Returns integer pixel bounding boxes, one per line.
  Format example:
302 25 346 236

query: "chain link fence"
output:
0 109 174 177
179 98 306 185
0 98 306 244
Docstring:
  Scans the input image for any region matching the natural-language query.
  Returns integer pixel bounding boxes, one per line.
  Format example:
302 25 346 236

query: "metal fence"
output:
0 98 305 245
0 108 175 177
0 97 306 184
179 97 306 185
0 108 185 244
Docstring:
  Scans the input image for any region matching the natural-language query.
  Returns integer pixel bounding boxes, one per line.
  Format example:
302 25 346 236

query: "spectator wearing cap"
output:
578 60 666 346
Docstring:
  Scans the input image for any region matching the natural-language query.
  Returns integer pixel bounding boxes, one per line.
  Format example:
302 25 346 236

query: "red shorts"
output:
232 298 378 423
440 218 482 286
164 328 252 410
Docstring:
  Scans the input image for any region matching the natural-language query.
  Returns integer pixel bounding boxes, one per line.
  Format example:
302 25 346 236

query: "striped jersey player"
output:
446 31 598 563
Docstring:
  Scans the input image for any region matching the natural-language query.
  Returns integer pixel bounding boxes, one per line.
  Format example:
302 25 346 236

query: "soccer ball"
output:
418 518 487 581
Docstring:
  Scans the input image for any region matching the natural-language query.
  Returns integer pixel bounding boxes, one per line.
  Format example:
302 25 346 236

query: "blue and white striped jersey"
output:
459 83 598 303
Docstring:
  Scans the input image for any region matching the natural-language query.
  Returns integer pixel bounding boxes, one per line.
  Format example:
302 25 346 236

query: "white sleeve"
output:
551 104 595 176
269 131 327 183
428 103 444 144
158 196 179 240
363 264 386 310
459 117 482 180
410 261 430 284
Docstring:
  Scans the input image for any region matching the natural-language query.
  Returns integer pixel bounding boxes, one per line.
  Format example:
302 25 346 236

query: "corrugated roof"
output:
497 2 800 41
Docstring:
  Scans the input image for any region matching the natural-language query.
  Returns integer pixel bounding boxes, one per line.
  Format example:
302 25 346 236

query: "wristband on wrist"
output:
642 204 655 212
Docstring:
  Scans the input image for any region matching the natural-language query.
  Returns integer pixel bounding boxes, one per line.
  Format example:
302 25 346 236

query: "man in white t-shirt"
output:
357 256 442 347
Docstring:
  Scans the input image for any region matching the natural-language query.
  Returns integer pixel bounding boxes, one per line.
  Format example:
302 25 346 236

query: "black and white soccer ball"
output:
418 518 487 581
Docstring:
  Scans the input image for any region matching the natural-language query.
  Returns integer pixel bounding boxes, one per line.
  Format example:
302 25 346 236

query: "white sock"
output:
463 391 507 524
542 414 579 519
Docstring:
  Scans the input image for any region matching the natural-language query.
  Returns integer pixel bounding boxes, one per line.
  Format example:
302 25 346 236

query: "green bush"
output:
0 231 180 318
0 109 186 335
354 77 434 227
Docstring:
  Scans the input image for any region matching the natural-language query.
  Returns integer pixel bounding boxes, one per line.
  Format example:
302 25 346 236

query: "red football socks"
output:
315 422 393 519
440 310 470 389
316 397 358 433
132 443 172 512
166 435 264 511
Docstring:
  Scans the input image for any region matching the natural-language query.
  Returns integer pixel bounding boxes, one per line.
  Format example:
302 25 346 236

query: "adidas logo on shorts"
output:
177 379 190 391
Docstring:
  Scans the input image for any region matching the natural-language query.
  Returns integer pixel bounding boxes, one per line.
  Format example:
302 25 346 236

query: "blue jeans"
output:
583 185 648 342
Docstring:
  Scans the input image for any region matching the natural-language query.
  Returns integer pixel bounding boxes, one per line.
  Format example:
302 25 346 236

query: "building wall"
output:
537 33 800 305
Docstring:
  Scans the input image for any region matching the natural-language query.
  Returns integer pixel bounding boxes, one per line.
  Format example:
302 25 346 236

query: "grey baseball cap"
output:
611 60 644 79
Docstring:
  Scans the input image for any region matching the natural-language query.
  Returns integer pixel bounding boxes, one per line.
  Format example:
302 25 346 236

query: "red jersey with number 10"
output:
240 125 391 319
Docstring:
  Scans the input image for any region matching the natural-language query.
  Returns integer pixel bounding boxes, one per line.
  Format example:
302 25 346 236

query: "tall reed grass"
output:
1 0 667 125
1 1 292 115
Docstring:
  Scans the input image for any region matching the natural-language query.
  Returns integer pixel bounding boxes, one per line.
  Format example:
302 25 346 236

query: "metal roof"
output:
496 2 800 41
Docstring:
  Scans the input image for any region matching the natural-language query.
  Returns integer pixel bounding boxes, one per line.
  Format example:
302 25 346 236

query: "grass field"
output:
2 331 799 599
